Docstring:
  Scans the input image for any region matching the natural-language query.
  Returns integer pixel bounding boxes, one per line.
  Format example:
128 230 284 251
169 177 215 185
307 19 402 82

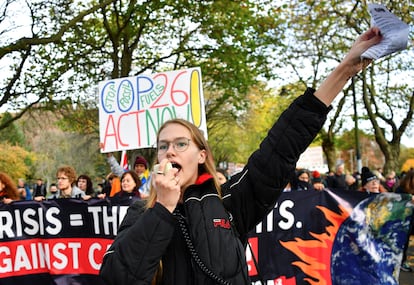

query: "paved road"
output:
399 235 414 285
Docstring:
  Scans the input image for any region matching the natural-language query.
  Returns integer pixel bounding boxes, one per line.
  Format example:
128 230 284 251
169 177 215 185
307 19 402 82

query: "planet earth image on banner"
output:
331 193 413 285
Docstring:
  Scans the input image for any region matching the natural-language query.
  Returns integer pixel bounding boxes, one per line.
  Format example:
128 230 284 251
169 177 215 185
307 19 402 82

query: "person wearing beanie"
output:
312 170 325 191
134 156 148 175
134 156 151 198
360 166 381 193
105 153 151 198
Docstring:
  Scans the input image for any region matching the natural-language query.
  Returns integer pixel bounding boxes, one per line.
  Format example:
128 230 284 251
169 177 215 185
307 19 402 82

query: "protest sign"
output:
98 67 207 153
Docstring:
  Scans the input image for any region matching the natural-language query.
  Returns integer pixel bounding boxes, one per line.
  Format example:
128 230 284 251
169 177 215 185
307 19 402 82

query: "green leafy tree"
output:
0 0 116 130
2 0 285 180
0 112 26 146
2 0 413 180
272 1 413 174
54 0 285 129
213 82 300 165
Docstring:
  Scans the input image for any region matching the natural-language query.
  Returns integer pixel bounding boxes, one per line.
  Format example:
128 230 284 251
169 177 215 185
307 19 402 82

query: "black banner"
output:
0 190 413 285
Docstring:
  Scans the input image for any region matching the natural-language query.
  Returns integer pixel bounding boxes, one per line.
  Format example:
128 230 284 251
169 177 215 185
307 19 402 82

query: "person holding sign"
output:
100 27 383 285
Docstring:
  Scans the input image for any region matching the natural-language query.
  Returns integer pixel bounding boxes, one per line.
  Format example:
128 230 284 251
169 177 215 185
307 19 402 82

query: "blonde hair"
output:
146 119 221 209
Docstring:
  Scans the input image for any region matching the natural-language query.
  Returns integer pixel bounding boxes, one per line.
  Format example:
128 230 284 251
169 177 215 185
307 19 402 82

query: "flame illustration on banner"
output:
280 205 349 285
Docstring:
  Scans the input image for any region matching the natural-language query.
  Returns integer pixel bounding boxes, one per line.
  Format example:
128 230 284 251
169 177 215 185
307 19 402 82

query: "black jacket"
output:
99 88 330 284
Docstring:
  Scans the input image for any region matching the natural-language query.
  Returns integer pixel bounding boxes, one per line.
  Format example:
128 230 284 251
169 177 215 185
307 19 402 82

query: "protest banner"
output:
0 198 129 285
247 190 413 285
0 190 412 285
98 67 207 153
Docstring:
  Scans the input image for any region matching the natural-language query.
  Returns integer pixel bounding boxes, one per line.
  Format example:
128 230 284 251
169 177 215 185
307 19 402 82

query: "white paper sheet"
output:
361 3 409 60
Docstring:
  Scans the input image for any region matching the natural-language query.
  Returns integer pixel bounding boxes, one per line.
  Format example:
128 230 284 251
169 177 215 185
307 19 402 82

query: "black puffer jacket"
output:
99 88 330 285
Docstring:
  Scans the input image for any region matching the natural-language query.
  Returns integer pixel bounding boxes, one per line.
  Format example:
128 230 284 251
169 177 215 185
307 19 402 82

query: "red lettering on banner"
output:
273 275 297 285
0 238 113 277
247 237 258 276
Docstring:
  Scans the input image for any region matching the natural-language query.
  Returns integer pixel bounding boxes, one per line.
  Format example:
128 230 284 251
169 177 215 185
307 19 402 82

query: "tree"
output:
1 0 286 180
348 1 414 174
0 112 26 145
2 1 413 180
0 143 35 181
270 1 414 174
401 158 414 173
60 0 285 125
336 129 384 173
270 1 358 172
0 0 117 130
209 82 301 165
397 146 414 172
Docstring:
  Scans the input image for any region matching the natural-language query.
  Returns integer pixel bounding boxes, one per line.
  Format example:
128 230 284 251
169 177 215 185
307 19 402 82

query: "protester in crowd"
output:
106 153 151 198
396 170 414 195
345 173 358 191
353 171 361 187
0 172 20 204
358 166 387 194
395 170 414 272
326 162 348 191
381 170 399 192
216 168 228 185
96 182 104 194
56 165 85 199
32 178 47 199
111 170 141 204
109 174 122 197
312 170 325 191
77 174 95 200
105 173 118 196
99 27 383 285
290 169 314 191
97 172 120 199
46 183 59 199
375 167 386 183
297 169 310 183
17 178 32 200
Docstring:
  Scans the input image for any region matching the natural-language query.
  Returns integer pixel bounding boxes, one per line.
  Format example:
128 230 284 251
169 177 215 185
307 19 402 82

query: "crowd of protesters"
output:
1 160 412 202
0 156 413 272
285 163 413 195
0 153 150 203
